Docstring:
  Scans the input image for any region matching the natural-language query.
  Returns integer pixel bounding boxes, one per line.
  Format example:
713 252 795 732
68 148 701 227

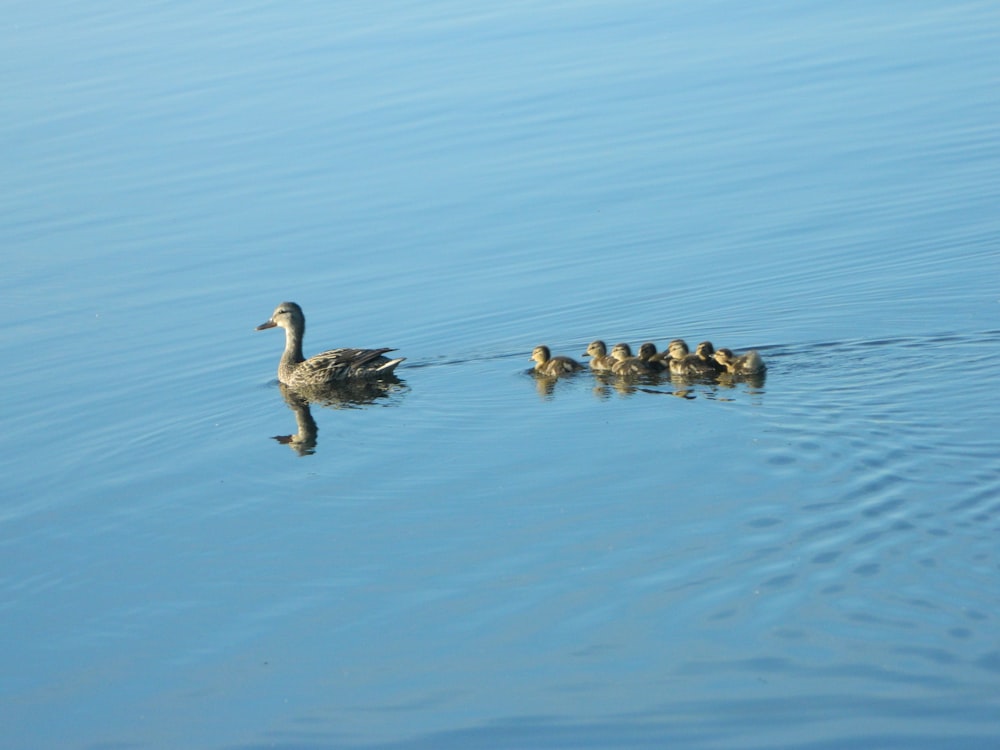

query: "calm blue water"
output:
2 2 999 748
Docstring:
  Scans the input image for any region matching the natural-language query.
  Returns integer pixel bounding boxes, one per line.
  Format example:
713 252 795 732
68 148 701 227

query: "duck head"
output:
257 301 304 333
531 345 551 364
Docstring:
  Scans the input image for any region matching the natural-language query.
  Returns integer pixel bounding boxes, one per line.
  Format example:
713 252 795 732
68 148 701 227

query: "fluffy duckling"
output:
695 341 725 374
611 342 636 361
713 347 766 375
582 340 617 372
646 342 673 366
666 338 689 358
668 338 722 378
694 341 716 361
611 342 657 377
664 338 690 371
531 345 584 376
256 301 404 386
637 342 669 372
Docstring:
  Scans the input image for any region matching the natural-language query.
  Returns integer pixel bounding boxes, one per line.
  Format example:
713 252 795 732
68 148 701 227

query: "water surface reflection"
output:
270 379 408 456
528 362 766 401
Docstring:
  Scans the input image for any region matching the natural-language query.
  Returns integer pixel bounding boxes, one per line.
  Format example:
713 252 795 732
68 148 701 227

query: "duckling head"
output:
584 340 608 358
611 343 634 361
695 341 715 359
531 345 551 364
668 339 689 359
638 342 658 361
713 347 735 366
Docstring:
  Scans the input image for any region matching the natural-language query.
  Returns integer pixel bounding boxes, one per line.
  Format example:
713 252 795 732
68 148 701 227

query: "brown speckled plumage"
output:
256 301 404 386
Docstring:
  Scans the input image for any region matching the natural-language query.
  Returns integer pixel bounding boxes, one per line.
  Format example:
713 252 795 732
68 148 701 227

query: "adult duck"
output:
256 301 404 386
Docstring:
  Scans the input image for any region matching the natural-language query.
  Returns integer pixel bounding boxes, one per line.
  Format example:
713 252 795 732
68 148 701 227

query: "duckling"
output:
713 347 766 375
663 338 690 371
531 345 584 376
256 302 404 386
694 340 716 361
611 342 635 361
668 338 721 378
611 342 657 377
646 341 673 366
582 340 617 372
637 342 669 372
695 341 725 375
667 338 690 359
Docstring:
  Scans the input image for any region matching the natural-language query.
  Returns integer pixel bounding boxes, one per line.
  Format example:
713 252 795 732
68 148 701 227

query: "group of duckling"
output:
531 339 765 380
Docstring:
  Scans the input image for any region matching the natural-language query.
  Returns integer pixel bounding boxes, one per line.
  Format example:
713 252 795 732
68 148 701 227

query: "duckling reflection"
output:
269 377 407 455
532 373 560 399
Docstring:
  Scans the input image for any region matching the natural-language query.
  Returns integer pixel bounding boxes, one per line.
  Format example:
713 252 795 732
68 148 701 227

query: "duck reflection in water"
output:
273 385 318 456
270 378 407 456
256 301 408 453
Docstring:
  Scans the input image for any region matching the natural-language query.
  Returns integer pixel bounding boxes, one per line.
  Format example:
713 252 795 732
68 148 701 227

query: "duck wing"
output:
296 347 402 383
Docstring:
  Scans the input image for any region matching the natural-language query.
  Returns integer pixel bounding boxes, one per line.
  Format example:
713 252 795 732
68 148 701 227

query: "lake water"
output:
2 1 999 748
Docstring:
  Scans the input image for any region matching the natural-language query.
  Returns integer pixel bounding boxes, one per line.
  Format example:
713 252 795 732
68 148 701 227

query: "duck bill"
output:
255 320 277 331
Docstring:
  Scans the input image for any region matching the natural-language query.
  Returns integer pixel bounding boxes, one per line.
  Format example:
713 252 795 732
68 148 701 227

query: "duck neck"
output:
280 324 306 369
